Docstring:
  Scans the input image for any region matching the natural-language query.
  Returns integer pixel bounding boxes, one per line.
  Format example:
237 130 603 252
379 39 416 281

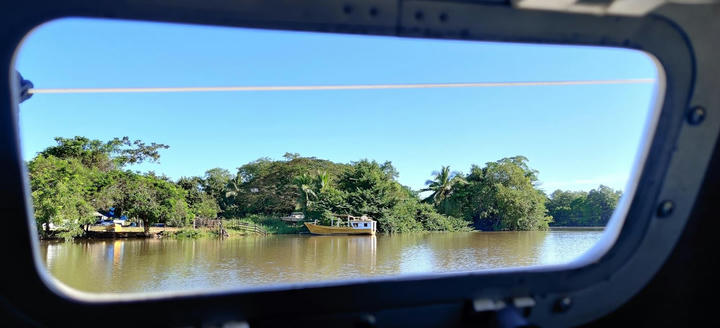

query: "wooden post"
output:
218 221 227 239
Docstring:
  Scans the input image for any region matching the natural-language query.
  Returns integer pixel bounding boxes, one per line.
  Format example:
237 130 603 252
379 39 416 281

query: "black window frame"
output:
1 1 716 327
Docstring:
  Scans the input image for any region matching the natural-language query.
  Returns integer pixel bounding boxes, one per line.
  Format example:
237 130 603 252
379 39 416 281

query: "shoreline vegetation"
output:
28 136 621 241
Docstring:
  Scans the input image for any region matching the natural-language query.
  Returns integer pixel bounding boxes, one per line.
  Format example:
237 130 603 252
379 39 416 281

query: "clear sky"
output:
15 18 660 193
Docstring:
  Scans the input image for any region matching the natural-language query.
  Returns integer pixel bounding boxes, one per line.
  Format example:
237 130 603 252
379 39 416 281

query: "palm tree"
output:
421 166 466 205
313 170 330 192
293 174 317 211
224 176 243 199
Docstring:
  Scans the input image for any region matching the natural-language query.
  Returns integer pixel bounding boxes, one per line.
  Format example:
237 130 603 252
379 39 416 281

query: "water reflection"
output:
40 231 602 293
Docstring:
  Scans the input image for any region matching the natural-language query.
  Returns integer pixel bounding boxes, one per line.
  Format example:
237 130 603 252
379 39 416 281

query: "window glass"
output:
16 18 660 294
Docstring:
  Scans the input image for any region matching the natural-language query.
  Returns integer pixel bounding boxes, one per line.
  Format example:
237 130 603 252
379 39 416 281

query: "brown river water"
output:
39 229 603 294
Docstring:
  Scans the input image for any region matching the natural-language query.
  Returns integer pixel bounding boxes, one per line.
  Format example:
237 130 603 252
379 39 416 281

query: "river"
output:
39 229 603 294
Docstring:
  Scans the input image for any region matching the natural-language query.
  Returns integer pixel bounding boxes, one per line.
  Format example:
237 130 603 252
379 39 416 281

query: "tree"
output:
177 176 204 204
421 166 466 205
123 174 189 232
190 194 220 220
91 170 135 220
178 176 220 221
314 170 330 192
338 160 406 221
581 185 621 226
301 170 349 223
446 156 551 231
201 168 232 211
546 190 587 226
40 136 168 171
290 170 335 213
546 186 621 226
28 155 95 239
230 155 350 216
293 173 317 212
283 152 300 160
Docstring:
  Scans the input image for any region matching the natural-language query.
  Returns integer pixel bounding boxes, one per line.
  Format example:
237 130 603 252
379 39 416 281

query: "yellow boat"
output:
304 215 377 235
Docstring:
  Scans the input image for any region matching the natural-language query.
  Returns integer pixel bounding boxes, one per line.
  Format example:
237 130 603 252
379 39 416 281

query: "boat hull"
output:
304 223 375 235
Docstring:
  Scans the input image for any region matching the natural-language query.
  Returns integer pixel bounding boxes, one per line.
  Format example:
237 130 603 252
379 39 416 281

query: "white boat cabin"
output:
349 220 375 230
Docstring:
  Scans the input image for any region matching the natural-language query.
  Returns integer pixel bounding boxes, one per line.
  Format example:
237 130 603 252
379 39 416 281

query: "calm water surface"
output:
40 230 602 293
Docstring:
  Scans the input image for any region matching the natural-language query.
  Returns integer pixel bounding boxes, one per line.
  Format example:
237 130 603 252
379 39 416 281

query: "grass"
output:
169 228 217 239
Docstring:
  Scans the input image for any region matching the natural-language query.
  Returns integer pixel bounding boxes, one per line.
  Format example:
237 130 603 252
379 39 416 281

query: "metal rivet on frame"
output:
687 106 706 125
657 200 675 218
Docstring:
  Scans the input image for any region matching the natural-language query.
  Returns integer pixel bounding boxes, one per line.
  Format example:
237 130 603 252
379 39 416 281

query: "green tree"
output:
123 174 189 232
28 155 95 239
178 176 220 221
303 170 349 222
201 168 232 212
447 156 551 231
40 136 168 171
293 173 317 212
178 176 204 204
338 160 406 221
546 186 621 226
230 155 350 216
283 152 301 160
421 166 466 205
546 190 587 226
191 194 220 220
581 185 621 226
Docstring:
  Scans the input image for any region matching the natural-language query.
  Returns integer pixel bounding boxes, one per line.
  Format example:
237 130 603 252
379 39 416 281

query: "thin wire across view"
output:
28 78 655 94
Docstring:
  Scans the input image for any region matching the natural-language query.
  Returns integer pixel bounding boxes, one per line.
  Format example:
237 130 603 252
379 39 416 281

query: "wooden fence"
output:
195 218 267 236
225 220 268 236
194 218 222 228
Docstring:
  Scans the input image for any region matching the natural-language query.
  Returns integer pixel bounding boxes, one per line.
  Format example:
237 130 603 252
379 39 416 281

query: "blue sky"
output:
15 18 659 192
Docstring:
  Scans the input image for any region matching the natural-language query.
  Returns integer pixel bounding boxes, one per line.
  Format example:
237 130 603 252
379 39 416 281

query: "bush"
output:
380 200 470 233
415 203 471 231
380 201 424 233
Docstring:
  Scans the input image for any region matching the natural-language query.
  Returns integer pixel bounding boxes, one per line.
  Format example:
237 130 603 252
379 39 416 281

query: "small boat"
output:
281 211 306 223
304 215 377 235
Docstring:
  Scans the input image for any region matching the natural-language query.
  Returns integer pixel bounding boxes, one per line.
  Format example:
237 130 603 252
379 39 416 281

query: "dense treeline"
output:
195 153 469 233
545 186 622 226
28 136 621 239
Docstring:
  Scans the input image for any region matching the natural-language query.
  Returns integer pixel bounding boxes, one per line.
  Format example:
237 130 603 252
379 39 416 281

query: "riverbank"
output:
42 225 274 241
44 218 605 241
40 216 308 240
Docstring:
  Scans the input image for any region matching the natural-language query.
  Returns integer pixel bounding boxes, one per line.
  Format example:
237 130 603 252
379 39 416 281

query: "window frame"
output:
1 1 715 327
